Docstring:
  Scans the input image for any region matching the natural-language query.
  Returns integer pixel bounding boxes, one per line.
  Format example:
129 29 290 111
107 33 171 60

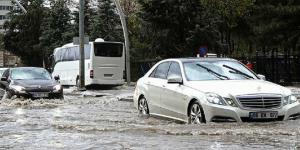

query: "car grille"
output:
236 95 282 109
25 86 53 92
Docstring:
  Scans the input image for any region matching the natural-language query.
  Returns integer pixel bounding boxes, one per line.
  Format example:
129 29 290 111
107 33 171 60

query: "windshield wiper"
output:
222 65 254 79
196 64 229 80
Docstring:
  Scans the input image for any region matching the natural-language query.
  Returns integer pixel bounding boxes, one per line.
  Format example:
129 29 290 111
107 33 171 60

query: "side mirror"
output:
257 74 266 80
1 77 7 81
167 75 183 84
54 76 60 81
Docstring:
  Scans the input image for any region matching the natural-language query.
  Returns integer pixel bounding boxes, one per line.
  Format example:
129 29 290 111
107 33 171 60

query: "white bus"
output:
52 39 125 86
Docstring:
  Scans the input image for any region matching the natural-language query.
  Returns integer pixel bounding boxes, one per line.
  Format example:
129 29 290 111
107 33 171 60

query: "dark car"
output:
0 67 63 99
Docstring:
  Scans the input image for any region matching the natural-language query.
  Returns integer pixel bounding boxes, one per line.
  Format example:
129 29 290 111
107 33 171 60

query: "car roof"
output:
165 57 238 63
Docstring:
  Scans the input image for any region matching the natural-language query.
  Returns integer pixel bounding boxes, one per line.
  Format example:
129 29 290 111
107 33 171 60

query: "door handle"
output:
162 85 166 88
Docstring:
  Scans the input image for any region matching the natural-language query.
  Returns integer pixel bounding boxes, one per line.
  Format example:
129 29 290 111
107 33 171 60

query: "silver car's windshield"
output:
183 60 257 81
11 68 52 80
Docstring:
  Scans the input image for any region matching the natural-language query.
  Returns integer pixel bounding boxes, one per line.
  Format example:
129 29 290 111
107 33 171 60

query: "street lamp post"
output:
113 0 131 85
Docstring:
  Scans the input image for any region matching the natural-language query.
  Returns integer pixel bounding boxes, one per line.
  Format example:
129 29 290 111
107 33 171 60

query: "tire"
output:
188 101 206 124
138 97 149 117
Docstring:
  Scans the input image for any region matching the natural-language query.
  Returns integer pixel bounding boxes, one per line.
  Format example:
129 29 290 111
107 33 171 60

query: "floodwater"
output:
0 86 300 150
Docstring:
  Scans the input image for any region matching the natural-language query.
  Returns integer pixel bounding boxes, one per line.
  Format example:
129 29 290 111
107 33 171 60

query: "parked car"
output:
0 67 63 99
133 58 300 123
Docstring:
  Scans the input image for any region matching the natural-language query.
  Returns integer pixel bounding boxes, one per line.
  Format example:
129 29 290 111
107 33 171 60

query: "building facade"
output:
0 0 13 32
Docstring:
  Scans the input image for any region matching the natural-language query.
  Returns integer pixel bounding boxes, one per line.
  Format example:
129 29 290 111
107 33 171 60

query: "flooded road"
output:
0 86 300 149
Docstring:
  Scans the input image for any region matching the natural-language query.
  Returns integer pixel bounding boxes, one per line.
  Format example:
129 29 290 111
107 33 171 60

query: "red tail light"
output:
90 70 94 79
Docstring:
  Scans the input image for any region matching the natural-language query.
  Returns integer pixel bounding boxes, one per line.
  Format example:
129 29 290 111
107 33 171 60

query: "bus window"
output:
53 44 91 63
94 42 123 57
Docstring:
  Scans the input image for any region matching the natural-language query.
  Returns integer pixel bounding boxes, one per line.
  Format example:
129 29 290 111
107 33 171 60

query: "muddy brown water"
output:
0 87 300 149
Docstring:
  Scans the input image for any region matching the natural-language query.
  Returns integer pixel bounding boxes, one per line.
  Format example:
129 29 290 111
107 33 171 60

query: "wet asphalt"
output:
0 86 300 150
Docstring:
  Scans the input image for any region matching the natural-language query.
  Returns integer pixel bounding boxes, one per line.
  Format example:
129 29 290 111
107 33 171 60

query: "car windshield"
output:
11 68 52 80
183 60 257 81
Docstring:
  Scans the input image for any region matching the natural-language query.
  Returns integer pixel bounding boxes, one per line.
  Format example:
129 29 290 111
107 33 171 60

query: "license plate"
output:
249 112 278 119
32 93 49 98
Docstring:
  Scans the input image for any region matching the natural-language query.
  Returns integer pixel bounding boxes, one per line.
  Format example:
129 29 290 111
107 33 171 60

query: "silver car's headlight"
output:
10 85 25 92
205 93 226 105
53 84 62 92
284 95 298 105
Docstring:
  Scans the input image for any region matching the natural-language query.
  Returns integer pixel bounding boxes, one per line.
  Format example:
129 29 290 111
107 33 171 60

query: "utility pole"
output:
78 0 85 90
113 0 131 85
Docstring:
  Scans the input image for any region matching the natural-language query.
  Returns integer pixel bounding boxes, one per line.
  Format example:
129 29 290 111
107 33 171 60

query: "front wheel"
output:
188 101 206 124
138 97 149 117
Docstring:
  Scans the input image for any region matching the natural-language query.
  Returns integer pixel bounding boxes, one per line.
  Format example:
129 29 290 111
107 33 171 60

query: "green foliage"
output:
2 0 300 66
251 0 300 48
90 0 123 41
40 0 74 57
72 0 95 36
137 0 219 58
119 0 152 59
4 0 45 66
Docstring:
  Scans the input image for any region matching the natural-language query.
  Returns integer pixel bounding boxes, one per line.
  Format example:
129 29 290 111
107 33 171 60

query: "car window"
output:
154 62 171 79
149 68 157 78
167 62 182 79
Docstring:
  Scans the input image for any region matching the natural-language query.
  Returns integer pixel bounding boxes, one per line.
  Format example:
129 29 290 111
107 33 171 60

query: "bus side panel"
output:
52 60 79 86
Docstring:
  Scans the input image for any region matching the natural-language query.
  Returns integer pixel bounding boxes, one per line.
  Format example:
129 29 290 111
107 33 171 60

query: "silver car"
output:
133 58 300 123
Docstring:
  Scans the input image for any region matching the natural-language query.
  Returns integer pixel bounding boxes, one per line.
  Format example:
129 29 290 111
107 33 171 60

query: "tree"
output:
250 0 300 50
90 0 123 41
137 0 219 58
40 0 74 61
4 0 45 66
72 0 95 36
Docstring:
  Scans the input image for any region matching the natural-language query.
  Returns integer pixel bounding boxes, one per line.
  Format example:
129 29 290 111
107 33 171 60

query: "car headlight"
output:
205 93 226 105
10 85 25 92
53 84 62 92
284 95 298 105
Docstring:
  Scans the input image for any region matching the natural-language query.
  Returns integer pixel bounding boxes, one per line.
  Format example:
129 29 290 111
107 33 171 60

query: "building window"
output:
0 15 8 20
0 5 13 11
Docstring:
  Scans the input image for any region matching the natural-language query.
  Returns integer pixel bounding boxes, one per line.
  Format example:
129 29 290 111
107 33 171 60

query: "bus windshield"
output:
94 42 123 57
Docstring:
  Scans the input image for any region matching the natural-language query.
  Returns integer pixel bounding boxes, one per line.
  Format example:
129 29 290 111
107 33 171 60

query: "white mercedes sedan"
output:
133 58 300 123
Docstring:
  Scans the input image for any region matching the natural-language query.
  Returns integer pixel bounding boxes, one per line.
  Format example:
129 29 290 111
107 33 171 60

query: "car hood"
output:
12 79 58 88
185 80 291 97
